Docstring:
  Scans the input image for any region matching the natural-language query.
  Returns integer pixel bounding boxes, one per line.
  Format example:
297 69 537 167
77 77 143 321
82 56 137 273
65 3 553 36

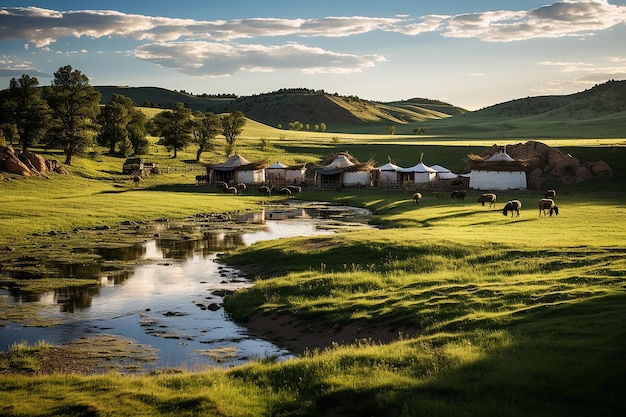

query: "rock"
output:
591 160 613 177
575 166 594 182
25 152 48 173
4 156 31 176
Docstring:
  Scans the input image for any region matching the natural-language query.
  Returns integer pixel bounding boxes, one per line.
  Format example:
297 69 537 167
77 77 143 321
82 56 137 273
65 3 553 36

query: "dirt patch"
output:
243 311 418 355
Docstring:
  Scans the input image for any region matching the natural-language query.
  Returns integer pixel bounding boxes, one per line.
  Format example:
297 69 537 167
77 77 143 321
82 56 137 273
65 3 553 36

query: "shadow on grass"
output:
278 294 626 417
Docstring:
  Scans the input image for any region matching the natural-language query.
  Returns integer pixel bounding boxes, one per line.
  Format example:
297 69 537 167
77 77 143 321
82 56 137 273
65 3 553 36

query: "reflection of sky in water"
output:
243 219 331 245
0 212 366 369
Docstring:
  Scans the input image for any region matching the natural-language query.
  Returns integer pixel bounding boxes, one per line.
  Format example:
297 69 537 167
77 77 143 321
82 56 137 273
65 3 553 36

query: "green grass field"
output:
0 128 625 416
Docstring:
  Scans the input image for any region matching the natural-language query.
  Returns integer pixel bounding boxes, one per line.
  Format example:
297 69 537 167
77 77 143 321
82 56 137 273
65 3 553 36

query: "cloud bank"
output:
0 1 624 77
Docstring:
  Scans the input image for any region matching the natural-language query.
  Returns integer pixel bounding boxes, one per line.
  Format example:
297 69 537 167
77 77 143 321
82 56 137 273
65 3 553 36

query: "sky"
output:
1 0 625 110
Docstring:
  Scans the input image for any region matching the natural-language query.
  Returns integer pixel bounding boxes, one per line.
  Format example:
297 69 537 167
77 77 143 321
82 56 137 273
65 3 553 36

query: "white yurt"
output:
206 154 266 184
430 164 459 180
378 161 402 186
468 149 528 190
399 161 438 184
314 152 374 187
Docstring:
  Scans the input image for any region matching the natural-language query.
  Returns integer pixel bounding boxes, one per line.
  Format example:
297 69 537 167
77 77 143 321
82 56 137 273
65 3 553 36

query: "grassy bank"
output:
0 139 625 416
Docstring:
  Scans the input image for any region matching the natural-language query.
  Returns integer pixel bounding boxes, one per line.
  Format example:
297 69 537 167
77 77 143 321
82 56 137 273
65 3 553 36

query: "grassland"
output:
0 125 625 416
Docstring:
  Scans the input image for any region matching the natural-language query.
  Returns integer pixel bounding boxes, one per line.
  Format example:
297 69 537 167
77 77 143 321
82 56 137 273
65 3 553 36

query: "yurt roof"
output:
486 151 515 162
209 154 267 171
467 151 528 171
399 162 437 173
315 152 375 173
430 164 452 173
267 161 288 169
379 162 402 171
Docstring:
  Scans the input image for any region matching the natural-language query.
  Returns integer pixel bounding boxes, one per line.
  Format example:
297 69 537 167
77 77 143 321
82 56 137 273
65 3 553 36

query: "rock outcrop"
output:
470 141 612 188
0 146 67 177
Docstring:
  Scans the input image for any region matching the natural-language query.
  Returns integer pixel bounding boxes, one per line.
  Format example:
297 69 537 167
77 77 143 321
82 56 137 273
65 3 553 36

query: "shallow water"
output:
0 204 370 371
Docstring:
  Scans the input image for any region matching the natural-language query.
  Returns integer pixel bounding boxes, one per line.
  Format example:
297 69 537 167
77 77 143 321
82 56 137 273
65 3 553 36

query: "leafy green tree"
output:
221 110 246 156
127 109 148 155
44 66 101 165
320 122 327 132
97 93 134 154
192 111 221 161
2 74 50 153
387 125 396 135
150 102 193 158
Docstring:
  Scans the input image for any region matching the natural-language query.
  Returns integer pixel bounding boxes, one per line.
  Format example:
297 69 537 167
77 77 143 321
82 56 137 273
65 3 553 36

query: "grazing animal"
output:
259 185 272 196
279 187 292 196
224 186 238 194
478 193 497 208
133 175 141 186
451 190 467 201
286 185 302 193
413 192 422 204
502 200 522 217
195 175 208 184
538 198 559 216
236 182 247 191
544 189 557 199
216 181 228 190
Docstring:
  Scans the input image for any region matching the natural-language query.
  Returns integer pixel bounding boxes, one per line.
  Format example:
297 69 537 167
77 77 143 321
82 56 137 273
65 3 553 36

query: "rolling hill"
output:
96 80 626 138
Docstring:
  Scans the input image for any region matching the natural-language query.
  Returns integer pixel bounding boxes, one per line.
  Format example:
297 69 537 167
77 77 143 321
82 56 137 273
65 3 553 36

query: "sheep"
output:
451 190 467 200
502 200 522 217
477 193 497 208
413 192 422 204
538 198 559 216
544 189 557 199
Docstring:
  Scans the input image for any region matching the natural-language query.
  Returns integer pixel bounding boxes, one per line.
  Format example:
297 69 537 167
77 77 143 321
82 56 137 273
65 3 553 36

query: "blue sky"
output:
1 0 625 110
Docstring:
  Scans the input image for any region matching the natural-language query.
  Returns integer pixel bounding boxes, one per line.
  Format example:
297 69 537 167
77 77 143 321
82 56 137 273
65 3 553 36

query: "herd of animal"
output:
413 189 559 218
193 175 558 218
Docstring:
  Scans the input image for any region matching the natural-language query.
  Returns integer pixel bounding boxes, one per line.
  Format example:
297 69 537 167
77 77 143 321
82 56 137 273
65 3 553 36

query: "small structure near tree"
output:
467 146 528 190
205 154 267 185
313 152 375 187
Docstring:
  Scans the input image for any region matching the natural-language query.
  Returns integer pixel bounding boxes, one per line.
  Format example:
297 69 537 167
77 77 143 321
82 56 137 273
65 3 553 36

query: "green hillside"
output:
96 80 626 138
95 86 465 134
419 80 626 138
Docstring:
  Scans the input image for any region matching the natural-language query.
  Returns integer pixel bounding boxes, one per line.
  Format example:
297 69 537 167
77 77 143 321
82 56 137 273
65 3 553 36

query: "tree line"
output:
0 65 246 165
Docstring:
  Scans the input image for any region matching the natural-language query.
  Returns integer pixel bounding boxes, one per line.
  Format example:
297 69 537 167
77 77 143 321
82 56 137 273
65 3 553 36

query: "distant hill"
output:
96 80 626 137
95 86 466 133
419 79 626 138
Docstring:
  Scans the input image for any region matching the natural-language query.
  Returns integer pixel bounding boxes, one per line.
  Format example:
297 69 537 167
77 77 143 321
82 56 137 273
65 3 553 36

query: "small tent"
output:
399 161 438 184
378 161 403 186
266 161 306 184
206 154 266 184
314 152 374 187
430 164 459 180
468 148 528 190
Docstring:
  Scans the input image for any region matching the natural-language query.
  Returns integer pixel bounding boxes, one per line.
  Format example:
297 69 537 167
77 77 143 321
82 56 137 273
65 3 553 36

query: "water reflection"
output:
0 204 370 370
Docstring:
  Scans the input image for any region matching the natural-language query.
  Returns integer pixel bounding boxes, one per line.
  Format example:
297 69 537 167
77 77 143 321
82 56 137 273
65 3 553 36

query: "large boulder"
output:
4 155 31 176
591 160 613 178
25 152 48 173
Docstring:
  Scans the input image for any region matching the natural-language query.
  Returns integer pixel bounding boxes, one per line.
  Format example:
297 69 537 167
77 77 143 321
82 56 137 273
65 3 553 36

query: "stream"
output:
0 203 371 371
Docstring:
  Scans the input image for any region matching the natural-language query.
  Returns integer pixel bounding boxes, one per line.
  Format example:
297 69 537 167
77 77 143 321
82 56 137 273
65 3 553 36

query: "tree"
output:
97 93 133 154
44 66 101 165
319 122 327 132
387 125 396 135
2 74 50 153
97 94 147 155
221 110 246 156
192 111 221 161
150 102 193 158
127 109 148 155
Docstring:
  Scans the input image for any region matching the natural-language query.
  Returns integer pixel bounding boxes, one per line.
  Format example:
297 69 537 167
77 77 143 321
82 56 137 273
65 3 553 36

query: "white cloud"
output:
3 2 624 48
532 55 626 93
134 41 386 76
441 0 626 42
